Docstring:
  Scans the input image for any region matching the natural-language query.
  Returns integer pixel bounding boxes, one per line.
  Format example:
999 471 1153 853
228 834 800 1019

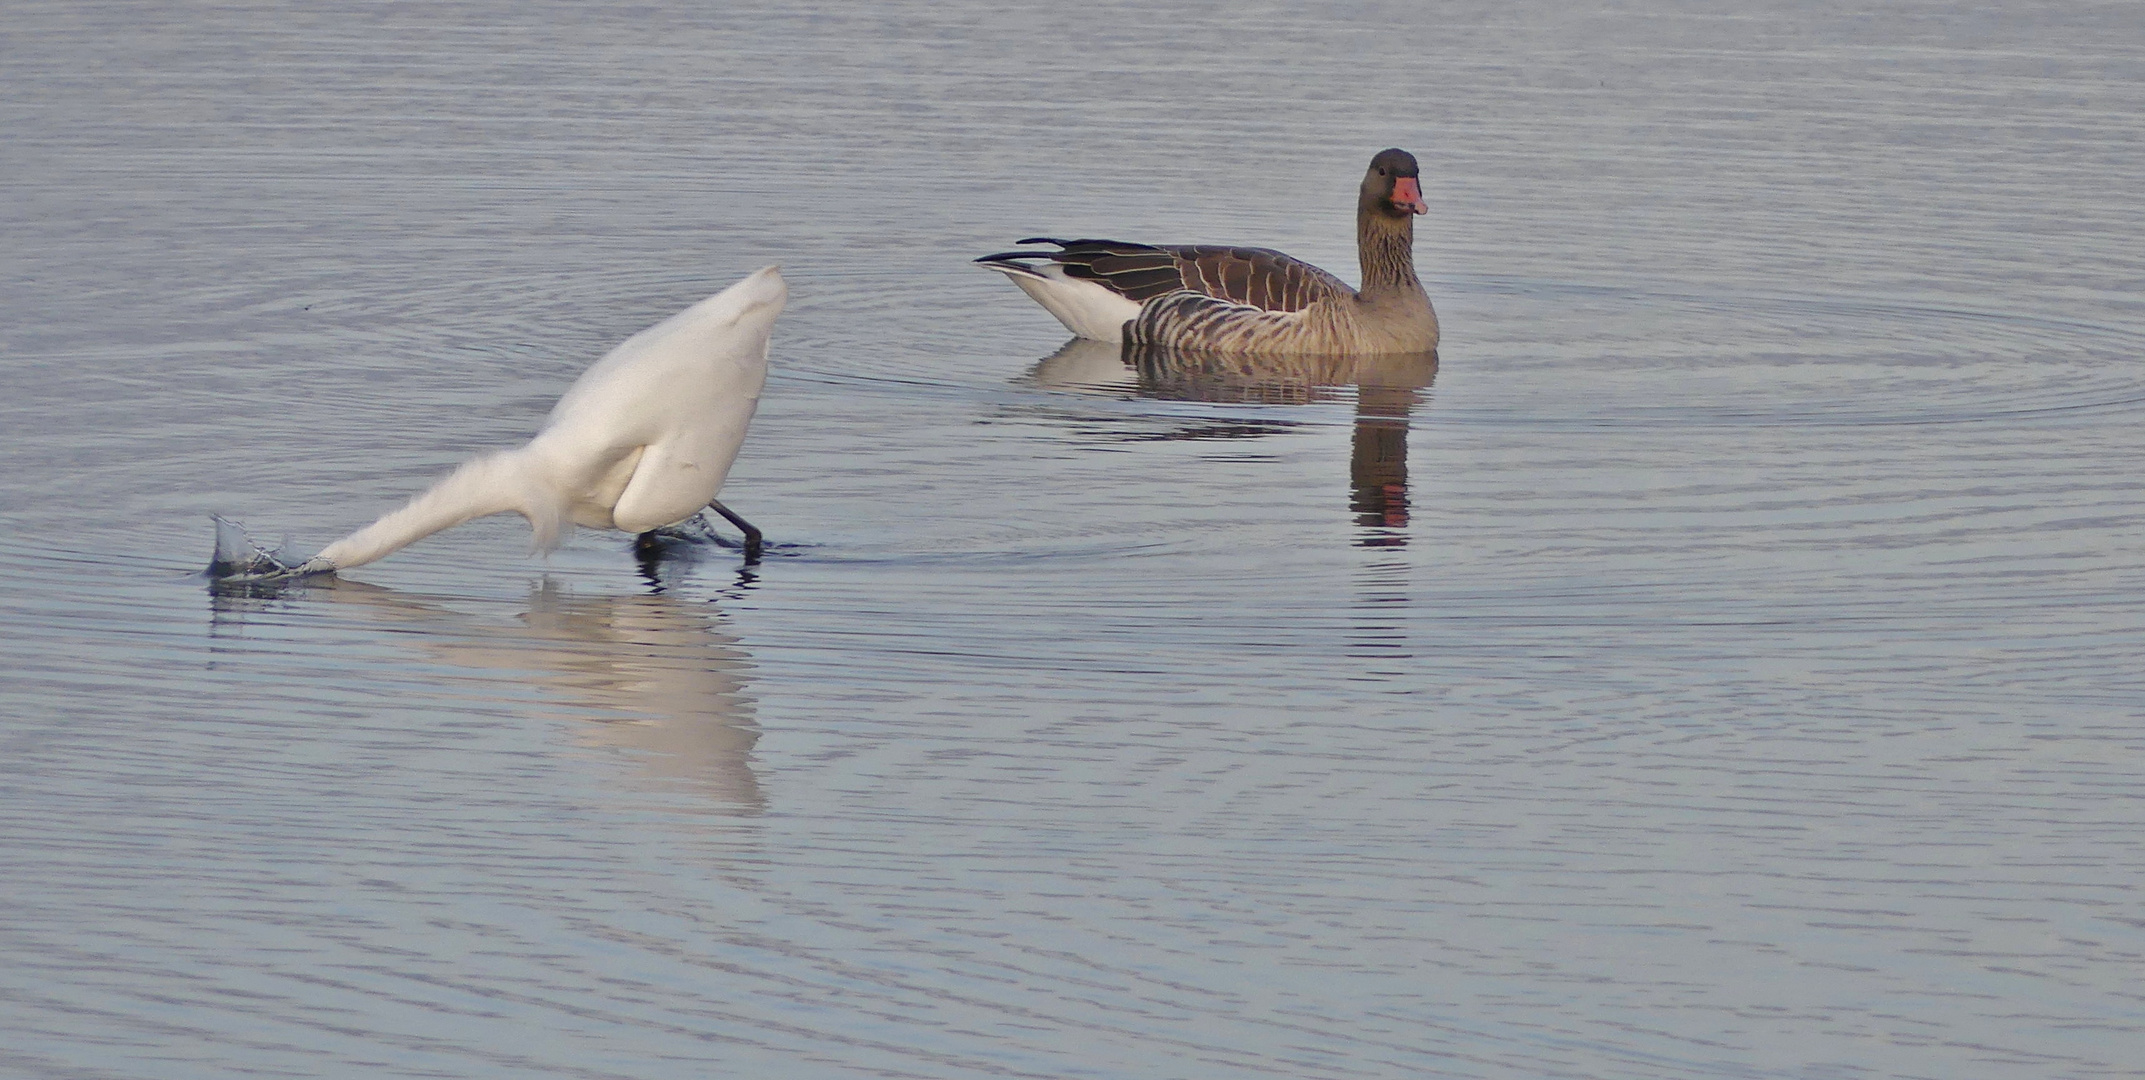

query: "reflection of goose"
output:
1028 339 1436 543
977 149 1437 355
220 581 763 812
1349 379 1423 541
290 268 785 576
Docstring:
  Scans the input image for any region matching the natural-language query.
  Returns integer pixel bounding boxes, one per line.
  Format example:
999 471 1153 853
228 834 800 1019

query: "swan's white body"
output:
308 266 786 573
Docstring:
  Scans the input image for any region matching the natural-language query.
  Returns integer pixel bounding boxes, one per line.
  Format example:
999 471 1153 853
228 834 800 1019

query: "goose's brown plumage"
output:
1008 240 1354 311
977 149 1438 356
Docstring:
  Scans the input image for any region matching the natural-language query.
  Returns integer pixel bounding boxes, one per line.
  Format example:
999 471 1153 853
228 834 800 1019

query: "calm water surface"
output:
4 2 2143 1078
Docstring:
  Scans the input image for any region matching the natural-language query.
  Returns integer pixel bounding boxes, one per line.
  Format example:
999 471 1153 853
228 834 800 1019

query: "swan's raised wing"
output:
606 417 759 534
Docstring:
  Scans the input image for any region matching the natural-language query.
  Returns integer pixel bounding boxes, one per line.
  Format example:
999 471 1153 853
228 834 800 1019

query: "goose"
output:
214 266 786 579
976 149 1437 356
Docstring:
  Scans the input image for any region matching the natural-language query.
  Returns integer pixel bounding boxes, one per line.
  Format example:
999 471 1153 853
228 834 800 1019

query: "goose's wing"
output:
978 239 1353 312
1157 244 1354 312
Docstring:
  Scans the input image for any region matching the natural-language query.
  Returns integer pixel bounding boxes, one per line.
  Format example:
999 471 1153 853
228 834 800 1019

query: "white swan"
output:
237 266 786 578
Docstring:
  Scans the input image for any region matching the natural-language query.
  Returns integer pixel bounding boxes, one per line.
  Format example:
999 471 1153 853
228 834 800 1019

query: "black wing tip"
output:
1011 237 1166 253
977 237 1078 266
975 251 1054 278
977 238 1178 294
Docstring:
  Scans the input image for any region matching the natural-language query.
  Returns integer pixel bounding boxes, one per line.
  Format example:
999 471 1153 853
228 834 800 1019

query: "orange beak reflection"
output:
1391 176 1428 215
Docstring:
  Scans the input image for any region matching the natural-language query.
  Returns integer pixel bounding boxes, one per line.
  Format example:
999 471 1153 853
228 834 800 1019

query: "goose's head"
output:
1361 149 1427 218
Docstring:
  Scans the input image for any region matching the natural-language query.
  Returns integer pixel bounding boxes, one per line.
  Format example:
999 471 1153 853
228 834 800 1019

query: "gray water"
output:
5 2 2143 1077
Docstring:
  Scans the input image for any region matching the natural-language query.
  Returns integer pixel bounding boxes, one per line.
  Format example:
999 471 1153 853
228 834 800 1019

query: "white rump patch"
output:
984 263 1141 343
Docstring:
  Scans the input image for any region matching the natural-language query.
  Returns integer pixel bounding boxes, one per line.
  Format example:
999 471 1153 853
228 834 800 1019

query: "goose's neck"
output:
1356 209 1422 301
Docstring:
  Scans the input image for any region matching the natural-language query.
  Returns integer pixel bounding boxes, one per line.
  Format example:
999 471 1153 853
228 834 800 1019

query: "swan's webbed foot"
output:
633 502 762 568
632 521 706 562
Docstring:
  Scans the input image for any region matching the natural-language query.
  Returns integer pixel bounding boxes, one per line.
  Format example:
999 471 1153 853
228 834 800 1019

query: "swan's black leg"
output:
707 499 763 563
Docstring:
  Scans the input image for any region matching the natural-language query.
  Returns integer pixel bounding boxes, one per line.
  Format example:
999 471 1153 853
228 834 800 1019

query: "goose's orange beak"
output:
1392 176 1428 214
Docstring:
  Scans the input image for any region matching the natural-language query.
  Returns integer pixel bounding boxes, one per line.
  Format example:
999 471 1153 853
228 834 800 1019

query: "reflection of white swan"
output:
298 267 786 575
249 580 764 812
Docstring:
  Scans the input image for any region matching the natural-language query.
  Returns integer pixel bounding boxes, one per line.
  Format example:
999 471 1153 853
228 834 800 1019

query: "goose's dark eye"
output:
1376 167 1388 176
